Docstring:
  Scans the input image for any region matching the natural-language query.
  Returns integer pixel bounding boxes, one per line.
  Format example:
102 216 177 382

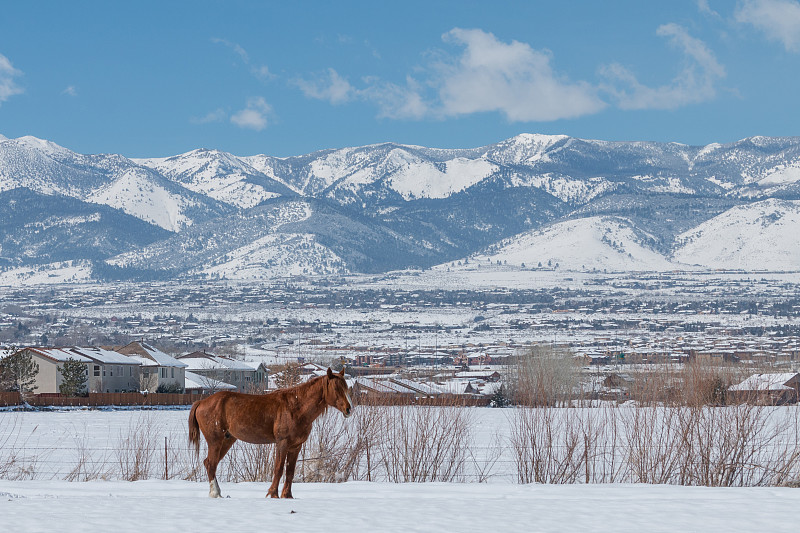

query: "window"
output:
161 368 167 379
171 368 175 378
94 365 100 377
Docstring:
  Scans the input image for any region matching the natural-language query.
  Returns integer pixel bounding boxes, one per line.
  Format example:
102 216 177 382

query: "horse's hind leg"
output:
205 436 236 498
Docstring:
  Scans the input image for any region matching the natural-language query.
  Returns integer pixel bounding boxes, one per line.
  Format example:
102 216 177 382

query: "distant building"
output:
184 370 237 394
729 373 800 405
113 341 187 393
17 347 92 395
68 346 140 393
177 350 264 392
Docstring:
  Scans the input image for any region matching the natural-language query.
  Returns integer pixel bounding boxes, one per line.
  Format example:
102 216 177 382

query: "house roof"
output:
184 371 237 391
729 373 799 392
23 347 92 363
68 347 139 365
178 354 254 372
116 342 187 368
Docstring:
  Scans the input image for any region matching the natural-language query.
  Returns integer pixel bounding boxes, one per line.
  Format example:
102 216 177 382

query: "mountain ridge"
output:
2 132 800 282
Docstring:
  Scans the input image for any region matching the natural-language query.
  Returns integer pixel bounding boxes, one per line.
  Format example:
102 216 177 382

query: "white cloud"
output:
62 85 77 97
360 76 430 120
434 28 606 121
212 37 274 80
190 108 227 125
602 23 725 110
323 28 605 122
697 0 721 16
294 68 355 105
230 97 272 130
0 53 24 105
736 0 800 52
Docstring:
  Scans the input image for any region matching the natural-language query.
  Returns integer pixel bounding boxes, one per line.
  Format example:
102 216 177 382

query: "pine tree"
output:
59 358 88 397
0 347 39 397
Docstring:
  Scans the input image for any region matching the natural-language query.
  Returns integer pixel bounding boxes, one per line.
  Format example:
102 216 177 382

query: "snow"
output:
2 479 798 533
88 168 190 232
386 152 497 200
673 199 800 270
191 233 347 280
135 150 283 208
0 260 94 286
758 164 800 187
473 216 678 272
489 133 569 164
729 373 798 391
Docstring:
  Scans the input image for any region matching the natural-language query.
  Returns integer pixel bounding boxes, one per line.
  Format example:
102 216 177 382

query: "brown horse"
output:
188 367 353 498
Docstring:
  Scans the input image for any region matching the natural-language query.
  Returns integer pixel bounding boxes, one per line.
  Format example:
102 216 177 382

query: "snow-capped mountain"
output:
0 136 232 232
2 132 800 282
134 149 295 209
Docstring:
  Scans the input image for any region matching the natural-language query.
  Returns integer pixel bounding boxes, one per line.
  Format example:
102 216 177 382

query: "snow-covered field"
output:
2 408 800 531
2 478 799 533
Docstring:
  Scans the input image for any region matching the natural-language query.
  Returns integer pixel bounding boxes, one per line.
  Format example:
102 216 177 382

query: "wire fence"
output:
4 404 800 487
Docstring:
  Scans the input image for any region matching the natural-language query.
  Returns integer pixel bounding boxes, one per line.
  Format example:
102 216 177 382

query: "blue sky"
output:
1 0 799 157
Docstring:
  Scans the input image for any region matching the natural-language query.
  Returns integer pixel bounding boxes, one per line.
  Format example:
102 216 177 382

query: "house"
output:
241 360 270 391
184 371 237 395
177 350 263 392
267 362 329 390
66 346 140 393
728 373 800 405
454 370 502 382
113 341 187 393
16 347 93 395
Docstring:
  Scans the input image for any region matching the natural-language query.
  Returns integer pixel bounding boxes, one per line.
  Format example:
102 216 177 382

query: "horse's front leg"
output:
267 441 288 498
280 445 302 499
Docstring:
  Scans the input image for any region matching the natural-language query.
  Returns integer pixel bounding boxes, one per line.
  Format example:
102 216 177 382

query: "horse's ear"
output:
338 368 345 377
327 367 334 379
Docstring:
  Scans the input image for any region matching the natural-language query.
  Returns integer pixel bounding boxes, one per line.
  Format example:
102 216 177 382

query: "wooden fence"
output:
356 392 492 407
0 391 207 407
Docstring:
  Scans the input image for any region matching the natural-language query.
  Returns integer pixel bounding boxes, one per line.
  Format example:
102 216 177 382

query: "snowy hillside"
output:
190 233 348 279
469 216 678 272
673 199 800 270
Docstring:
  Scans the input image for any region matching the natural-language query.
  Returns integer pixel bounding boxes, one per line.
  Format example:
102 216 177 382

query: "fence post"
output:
164 436 169 480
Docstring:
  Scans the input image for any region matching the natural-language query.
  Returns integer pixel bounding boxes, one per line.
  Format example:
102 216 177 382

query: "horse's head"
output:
325 367 353 418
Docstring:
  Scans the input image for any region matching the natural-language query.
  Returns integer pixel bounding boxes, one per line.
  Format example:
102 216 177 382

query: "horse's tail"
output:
188 400 201 457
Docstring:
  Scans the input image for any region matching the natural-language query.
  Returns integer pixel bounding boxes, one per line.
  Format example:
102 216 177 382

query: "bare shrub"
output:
510 344 580 407
116 413 159 481
510 406 613 484
0 416 45 480
622 405 692 484
468 429 503 483
64 431 111 482
376 401 473 482
299 409 361 483
224 441 275 482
